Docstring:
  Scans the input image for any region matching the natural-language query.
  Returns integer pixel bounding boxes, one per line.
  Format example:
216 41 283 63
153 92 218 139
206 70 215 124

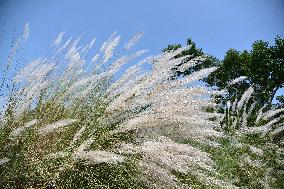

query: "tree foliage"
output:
166 36 284 107
206 36 284 105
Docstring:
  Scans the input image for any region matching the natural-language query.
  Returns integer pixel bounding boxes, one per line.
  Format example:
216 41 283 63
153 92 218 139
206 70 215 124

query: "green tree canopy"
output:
205 36 284 105
165 36 284 107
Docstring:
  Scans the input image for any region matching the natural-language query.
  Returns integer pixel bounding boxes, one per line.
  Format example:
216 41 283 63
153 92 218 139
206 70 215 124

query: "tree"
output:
205 36 284 106
165 36 284 107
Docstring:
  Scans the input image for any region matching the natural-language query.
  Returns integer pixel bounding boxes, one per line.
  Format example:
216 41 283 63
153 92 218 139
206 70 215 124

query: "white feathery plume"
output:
91 54 100 64
38 119 77 135
70 126 86 146
100 32 117 52
237 86 254 110
44 151 68 159
88 38 96 49
239 101 257 129
73 137 124 164
65 40 85 67
9 119 38 140
271 124 284 136
255 104 268 124
108 49 148 75
262 108 284 121
22 22 29 42
241 115 284 134
13 59 54 116
75 138 95 154
171 67 218 88
61 75 97 98
91 54 104 73
119 136 214 173
100 32 120 63
240 155 262 168
175 55 206 73
57 33 146 102
231 97 238 112
13 58 43 83
241 106 248 129
124 32 144 50
74 150 125 164
61 49 147 101
15 81 49 116
247 101 257 117
0 158 10 165
5 22 29 68
228 76 247 86
60 37 73 51
106 61 145 97
106 54 216 114
107 74 145 99
54 32 65 47
249 145 263 156
81 38 96 53
227 101 231 113
103 35 120 62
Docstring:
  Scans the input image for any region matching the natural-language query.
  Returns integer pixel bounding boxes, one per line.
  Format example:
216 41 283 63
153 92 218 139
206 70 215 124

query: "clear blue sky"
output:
0 0 284 98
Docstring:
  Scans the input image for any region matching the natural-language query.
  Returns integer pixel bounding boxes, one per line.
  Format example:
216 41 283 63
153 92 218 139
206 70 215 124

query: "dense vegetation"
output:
0 24 283 188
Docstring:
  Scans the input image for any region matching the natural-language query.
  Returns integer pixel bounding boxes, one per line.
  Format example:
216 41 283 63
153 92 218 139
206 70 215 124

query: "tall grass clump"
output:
209 82 284 188
0 23 283 188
